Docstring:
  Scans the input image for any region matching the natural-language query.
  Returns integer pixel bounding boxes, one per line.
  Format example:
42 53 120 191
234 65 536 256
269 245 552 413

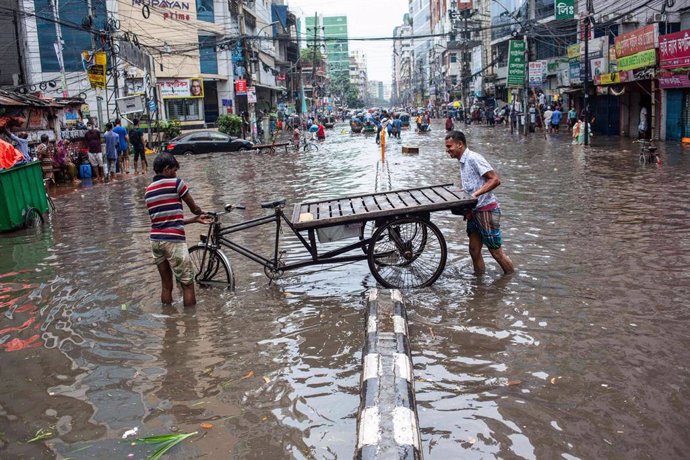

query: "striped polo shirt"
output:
145 176 189 241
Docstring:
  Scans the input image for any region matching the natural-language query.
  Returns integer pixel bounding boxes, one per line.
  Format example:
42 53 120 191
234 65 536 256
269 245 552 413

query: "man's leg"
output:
181 282 197 307
488 247 515 275
157 260 174 304
468 232 485 275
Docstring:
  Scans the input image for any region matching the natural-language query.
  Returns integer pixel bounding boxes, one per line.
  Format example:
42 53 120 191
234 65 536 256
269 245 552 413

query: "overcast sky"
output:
285 0 409 85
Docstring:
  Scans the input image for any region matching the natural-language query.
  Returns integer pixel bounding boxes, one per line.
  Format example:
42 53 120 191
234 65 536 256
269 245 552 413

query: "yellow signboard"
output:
599 72 620 85
82 51 107 89
618 49 657 72
567 44 580 60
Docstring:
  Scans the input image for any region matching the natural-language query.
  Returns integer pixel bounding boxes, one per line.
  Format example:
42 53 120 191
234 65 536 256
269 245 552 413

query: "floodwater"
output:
1 121 689 459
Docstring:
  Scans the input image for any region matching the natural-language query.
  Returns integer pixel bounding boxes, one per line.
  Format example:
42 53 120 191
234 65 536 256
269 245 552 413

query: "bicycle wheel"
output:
367 217 446 289
188 245 235 290
47 195 56 213
303 142 318 152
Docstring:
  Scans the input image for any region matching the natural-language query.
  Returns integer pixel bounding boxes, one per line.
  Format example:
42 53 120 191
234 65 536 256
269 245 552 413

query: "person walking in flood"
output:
444 131 514 275
144 153 212 307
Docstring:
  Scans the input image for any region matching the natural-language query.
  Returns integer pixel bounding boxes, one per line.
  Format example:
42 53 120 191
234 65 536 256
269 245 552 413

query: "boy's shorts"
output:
467 208 503 250
88 152 104 167
151 240 195 284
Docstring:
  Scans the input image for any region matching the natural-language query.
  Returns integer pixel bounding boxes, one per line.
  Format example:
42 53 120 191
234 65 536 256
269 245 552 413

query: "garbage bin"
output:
0 161 48 231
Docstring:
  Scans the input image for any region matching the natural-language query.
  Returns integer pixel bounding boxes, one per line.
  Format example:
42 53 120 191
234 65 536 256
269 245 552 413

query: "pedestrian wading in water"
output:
444 130 515 275
144 153 213 307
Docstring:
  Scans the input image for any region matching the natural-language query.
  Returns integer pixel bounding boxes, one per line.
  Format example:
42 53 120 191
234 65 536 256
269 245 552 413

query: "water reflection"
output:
1 121 689 458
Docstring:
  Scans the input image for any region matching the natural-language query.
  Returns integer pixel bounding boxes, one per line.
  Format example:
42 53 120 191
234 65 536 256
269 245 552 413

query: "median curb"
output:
356 288 422 459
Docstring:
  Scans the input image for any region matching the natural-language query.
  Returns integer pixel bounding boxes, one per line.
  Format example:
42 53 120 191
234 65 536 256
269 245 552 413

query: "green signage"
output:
507 40 526 87
618 49 657 71
555 0 575 20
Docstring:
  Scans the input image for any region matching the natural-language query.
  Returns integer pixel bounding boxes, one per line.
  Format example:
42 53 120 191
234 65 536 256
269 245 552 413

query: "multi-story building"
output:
410 0 432 106
392 22 412 107
271 2 300 114
304 15 350 80
349 50 368 105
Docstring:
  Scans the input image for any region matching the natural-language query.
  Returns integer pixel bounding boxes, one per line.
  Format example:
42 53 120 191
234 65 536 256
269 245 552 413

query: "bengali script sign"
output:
158 79 204 98
567 43 580 59
528 60 547 86
554 0 574 20
614 24 657 58
507 40 526 87
617 49 657 71
657 70 690 88
659 29 690 69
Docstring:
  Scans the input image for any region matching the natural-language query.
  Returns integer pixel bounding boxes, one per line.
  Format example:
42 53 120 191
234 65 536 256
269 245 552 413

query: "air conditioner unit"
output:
599 14 611 22
650 13 666 23
622 14 637 24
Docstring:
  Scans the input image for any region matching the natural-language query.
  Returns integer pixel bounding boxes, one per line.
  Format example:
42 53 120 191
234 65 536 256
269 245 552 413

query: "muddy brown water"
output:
1 122 689 459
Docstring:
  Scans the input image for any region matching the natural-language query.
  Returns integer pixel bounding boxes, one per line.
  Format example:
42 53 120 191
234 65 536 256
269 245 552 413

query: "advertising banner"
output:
554 0 574 20
657 70 690 88
234 79 247 95
567 43 580 59
158 79 204 98
528 60 547 87
82 51 107 89
615 24 657 58
617 49 657 71
507 40 526 87
247 86 257 103
659 29 690 69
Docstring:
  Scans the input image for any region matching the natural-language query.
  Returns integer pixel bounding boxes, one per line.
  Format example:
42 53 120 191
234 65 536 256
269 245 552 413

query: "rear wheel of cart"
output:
188 245 235 290
23 208 43 228
367 217 446 289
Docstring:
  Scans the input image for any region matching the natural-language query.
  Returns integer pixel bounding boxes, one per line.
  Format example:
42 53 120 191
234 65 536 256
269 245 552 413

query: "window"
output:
196 0 215 22
450 53 457 63
199 35 218 74
210 132 229 141
35 0 107 72
165 99 202 121
451 75 458 85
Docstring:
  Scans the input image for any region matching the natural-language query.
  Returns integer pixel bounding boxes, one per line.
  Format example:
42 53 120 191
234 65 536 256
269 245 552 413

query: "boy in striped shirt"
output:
145 153 211 307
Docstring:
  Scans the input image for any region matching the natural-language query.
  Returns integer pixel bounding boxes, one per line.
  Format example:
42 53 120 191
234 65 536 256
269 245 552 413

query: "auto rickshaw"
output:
399 112 410 129
324 115 336 129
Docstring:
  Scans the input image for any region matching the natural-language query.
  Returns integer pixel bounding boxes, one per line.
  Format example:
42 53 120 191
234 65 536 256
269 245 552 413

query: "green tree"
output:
300 48 323 67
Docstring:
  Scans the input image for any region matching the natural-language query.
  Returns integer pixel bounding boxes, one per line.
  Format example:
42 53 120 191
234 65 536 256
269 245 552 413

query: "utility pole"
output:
310 12 318 114
50 0 68 98
87 0 104 127
523 32 529 135
109 22 120 117
238 0 255 140
583 5 591 145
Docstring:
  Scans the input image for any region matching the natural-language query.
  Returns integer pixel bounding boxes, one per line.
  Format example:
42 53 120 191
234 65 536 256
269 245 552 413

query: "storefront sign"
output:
82 50 107 89
507 40 526 87
590 57 607 78
659 29 690 69
234 79 247 95
247 86 256 103
594 71 632 86
615 24 657 58
528 60 547 86
657 71 690 88
554 0 574 20
617 49 657 71
569 60 580 84
567 43 580 59
158 79 204 98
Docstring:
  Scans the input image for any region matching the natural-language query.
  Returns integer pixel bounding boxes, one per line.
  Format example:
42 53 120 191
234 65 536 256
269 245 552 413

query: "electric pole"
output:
87 0 104 127
310 12 318 114
583 4 591 145
50 0 68 98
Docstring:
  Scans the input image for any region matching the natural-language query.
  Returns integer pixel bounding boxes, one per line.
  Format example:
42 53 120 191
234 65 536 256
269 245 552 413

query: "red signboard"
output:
657 70 690 88
659 29 690 69
615 24 657 58
234 79 247 95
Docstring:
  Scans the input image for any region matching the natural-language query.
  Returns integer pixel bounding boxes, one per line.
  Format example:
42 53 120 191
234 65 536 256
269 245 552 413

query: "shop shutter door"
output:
666 89 683 141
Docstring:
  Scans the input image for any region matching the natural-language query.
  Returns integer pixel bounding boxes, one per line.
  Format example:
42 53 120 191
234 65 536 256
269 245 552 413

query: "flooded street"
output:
2 121 689 459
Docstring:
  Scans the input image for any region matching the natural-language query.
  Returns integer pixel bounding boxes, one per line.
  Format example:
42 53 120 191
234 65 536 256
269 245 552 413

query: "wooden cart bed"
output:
290 183 477 230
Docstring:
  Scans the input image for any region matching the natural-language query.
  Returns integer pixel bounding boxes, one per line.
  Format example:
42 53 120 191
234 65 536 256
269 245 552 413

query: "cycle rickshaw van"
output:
399 112 411 128
0 161 48 231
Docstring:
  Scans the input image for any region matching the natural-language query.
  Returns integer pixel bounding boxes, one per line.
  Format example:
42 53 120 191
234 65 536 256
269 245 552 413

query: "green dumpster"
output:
0 161 48 232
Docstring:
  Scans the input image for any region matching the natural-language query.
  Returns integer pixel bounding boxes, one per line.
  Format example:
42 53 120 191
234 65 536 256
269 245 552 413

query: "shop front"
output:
158 79 205 127
658 29 690 141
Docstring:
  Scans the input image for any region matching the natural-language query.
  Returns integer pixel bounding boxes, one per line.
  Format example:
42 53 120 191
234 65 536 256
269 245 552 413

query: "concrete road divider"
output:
356 288 422 459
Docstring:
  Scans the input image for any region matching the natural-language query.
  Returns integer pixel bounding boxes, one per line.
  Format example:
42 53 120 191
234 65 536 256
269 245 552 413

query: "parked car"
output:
165 131 253 155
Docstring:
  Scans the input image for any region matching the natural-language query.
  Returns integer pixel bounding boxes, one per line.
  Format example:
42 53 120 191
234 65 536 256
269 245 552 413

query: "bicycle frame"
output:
205 207 371 273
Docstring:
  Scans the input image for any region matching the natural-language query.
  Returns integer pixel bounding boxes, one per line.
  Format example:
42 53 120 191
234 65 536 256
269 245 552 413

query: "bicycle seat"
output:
261 198 286 209
647 146 657 152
